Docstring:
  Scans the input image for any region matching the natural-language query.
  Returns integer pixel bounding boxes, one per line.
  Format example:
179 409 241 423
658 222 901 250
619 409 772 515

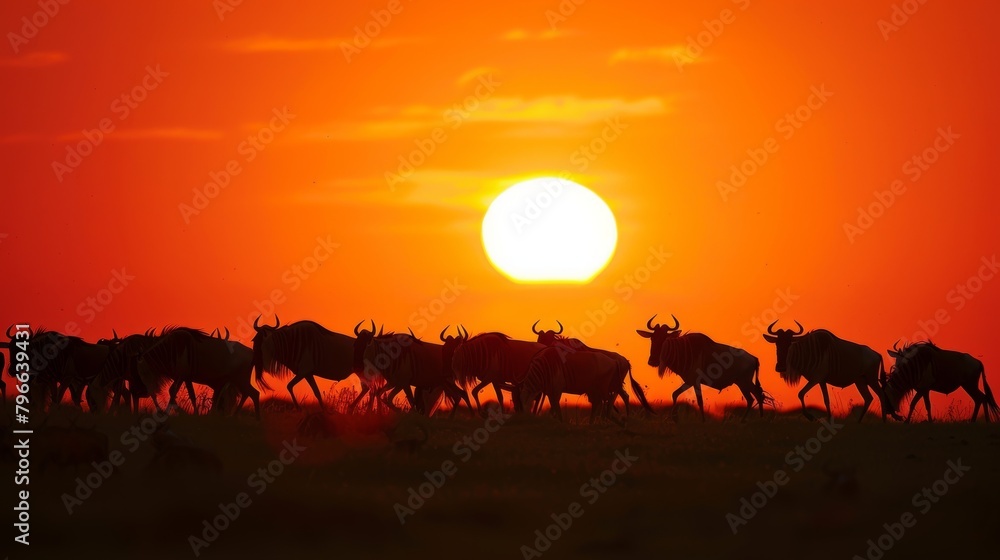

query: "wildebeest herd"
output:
3 315 997 423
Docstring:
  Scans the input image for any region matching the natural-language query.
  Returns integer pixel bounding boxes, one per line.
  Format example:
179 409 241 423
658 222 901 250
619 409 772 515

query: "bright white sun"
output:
482 177 618 283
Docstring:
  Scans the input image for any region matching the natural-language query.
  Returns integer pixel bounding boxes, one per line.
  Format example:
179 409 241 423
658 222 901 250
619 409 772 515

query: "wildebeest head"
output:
352 319 381 372
531 320 565 346
439 325 468 373
251 315 281 380
883 340 932 411
762 320 805 373
97 329 122 348
635 314 682 367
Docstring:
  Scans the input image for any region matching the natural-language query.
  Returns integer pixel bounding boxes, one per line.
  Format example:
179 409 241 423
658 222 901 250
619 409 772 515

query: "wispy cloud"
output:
287 169 624 212
501 28 576 41
609 45 698 66
222 34 420 53
456 66 499 86
460 96 666 123
55 128 223 142
0 51 68 67
301 96 667 141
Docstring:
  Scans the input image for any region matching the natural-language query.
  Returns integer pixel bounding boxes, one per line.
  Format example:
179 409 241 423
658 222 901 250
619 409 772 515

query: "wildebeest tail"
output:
981 369 999 421
627 364 654 413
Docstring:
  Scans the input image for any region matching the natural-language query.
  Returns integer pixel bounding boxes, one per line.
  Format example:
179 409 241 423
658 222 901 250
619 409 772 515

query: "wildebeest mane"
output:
885 341 936 406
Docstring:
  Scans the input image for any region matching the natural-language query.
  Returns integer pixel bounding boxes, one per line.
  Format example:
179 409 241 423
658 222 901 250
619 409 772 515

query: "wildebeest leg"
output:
493 382 506 412
618 388 630 419
963 382 984 422
71 384 86 408
904 392 922 423
798 379 819 420
54 383 71 405
854 382 874 423
819 383 833 420
531 394 545 414
692 383 705 422
378 385 403 411
347 383 372 413
402 386 417 413
671 382 692 418
549 394 563 421
922 393 932 422
184 381 199 414
452 384 474 415
286 376 305 409
304 376 325 410
470 380 490 412
167 380 184 411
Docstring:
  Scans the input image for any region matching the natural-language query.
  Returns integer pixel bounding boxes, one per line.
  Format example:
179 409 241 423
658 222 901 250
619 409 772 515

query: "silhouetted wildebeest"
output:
532 320 653 415
637 315 767 421
451 328 545 412
519 345 620 423
136 327 260 417
763 321 897 422
363 331 473 415
252 316 380 411
49 332 124 410
91 331 166 413
885 341 998 423
9 327 78 410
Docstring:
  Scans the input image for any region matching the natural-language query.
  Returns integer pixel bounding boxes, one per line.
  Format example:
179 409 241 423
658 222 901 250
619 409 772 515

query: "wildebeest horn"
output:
766 320 779 335
793 320 804 335
254 315 261 330
440 325 450 342
646 314 658 330
5 324 15 339
223 327 230 340
274 315 281 328
667 314 680 331
369 319 375 334
354 320 364 336
378 324 384 336
892 339 901 352
555 321 564 334
408 327 417 338
459 324 468 340
532 320 542 335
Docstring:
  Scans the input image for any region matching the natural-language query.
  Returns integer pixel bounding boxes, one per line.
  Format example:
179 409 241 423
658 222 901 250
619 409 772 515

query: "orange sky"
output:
2 0 998 415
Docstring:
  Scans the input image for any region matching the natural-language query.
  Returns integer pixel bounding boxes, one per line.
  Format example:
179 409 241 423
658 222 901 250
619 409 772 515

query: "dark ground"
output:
4 397 999 560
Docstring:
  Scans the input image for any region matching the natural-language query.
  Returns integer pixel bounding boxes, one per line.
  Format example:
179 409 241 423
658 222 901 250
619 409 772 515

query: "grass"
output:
4 393 998 560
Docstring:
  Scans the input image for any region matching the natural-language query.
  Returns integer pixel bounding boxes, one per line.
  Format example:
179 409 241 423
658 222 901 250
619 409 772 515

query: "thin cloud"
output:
0 51 68 67
301 96 667 141
55 128 223 142
501 28 576 41
222 34 421 53
459 96 667 123
457 66 500 86
610 45 698 66
291 169 623 211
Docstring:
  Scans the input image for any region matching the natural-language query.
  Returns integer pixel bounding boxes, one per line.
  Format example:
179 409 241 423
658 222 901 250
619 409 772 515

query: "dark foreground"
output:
5 401 999 560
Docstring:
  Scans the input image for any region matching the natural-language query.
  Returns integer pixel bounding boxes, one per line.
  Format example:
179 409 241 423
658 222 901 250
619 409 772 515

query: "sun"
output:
482 177 618 283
